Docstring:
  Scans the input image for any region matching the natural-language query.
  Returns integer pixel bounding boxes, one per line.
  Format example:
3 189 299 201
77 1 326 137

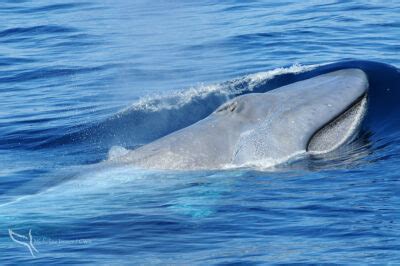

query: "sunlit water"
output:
1 0 400 264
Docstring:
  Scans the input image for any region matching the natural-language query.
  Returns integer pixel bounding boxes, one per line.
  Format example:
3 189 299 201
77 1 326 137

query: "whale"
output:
108 69 369 170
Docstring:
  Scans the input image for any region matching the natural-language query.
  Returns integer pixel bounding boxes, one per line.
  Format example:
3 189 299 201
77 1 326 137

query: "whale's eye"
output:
217 101 238 113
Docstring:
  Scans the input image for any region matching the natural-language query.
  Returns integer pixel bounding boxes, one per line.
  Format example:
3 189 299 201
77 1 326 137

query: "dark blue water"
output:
1 0 400 264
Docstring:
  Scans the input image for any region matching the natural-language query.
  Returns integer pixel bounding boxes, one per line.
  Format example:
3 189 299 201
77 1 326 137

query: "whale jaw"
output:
307 94 367 154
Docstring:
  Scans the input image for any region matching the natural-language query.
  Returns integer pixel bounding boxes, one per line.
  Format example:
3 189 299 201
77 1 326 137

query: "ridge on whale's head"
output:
110 69 369 170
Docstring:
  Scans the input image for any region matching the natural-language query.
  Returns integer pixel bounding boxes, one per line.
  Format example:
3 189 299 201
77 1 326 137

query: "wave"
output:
0 65 111 84
42 63 317 149
0 25 77 39
123 63 317 112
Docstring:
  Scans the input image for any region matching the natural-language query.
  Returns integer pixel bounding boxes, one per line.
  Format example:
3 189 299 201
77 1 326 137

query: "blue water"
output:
1 0 400 264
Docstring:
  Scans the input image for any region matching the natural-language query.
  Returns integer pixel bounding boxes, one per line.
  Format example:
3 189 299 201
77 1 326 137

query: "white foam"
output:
107 145 129 160
223 150 307 171
119 63 319 113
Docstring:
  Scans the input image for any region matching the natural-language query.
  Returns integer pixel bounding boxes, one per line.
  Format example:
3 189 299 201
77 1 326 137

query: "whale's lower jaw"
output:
307 94 368 155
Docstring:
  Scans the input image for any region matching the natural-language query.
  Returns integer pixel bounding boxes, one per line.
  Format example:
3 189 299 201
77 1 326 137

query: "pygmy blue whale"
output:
108 69 369 170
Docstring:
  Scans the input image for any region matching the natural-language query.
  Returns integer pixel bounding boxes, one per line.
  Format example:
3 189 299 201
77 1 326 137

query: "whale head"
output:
115 68 369 169
220 69 368 167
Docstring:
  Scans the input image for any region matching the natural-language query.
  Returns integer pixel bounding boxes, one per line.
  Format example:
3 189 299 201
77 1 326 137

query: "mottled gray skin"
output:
110 69 368 170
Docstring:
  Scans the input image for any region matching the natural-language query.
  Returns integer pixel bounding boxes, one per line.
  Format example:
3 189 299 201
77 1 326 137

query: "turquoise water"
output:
1 0 400 264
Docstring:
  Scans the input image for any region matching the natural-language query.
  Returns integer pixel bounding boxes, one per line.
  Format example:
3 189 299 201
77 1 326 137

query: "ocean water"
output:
1 0 400 264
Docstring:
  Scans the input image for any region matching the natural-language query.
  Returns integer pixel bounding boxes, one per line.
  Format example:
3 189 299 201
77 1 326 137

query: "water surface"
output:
1 0 400 264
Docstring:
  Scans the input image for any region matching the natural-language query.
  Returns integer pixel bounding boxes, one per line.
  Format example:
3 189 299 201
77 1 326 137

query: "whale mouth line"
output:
307 92 368 154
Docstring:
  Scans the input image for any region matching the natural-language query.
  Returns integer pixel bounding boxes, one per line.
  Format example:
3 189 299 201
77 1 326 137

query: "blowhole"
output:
217 101 238 113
